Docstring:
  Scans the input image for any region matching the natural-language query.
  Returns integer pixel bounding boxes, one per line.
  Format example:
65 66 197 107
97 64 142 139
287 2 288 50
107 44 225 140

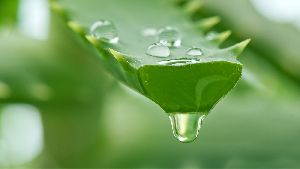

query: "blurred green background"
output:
1 0 300 168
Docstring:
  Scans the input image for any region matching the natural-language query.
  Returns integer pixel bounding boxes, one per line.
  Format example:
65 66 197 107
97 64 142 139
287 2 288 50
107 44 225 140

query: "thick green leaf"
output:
52 0 249 113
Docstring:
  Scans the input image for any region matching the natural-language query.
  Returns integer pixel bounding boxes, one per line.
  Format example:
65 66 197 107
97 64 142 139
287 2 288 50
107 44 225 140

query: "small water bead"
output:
158 59 199 66
206 31 218 40
158 26 181 47
169 113 206 143
186 47 203 56
89 20 119 43
142 28 157 37
146 43 170 58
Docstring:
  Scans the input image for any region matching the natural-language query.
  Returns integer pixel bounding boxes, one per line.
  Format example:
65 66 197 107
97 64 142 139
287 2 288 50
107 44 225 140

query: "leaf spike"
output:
184 0 204 14
85 35 100 46
67 21 84 34
109 48 124 61
227 39 251 58
196 16 221 31
50 1 64 14
208 30 232 45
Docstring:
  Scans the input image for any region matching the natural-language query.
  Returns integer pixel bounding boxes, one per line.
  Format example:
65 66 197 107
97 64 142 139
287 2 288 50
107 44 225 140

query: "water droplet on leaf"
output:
90 20 119 43
146 43 170 58
186 47 203 56
169 113 206 143
142 28 157 37
206 31 217 40
158 26 181 47
158 59 199 66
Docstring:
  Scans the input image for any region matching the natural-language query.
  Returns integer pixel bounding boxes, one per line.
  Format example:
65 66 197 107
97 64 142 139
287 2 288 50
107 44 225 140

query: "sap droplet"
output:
89 20 119 43
142 28 157 37
158 26 181 47
186 47 203 56
146 43 170 58
158 59 199 66
169 113 206 143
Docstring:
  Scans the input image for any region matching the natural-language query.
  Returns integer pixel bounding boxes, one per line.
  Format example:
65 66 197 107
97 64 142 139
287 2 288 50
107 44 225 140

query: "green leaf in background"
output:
0 0 18 26
0 15 115 167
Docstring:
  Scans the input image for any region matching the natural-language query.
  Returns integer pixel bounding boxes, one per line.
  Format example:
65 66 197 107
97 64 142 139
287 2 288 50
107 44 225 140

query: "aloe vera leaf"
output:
51 0 250 113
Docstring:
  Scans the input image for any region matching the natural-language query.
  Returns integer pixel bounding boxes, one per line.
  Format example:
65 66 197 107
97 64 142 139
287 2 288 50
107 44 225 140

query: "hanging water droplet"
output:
89 20 119 43
158 26 181 47
146 43 170 58
142 28 157 37
169 113 206 143
186 47 203 56
158 59 199 66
